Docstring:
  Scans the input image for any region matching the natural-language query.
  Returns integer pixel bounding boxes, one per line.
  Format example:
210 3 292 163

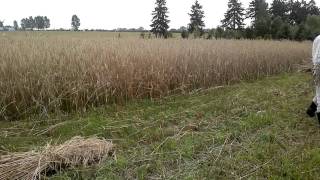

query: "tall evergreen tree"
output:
150 0 170 38
221 0 245 30
247 0 271 37
0 21 3 28
270 0 289 20
188 0 205 35
71 15 80 31
247 0 269 21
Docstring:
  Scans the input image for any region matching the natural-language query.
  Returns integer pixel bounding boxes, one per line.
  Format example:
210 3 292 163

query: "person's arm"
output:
313 36 320 65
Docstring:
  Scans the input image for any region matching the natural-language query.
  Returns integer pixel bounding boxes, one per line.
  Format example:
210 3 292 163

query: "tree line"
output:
0 16 50 30
151 0 320 40
0 15 81 31
1 0 319 40
20 16 50 30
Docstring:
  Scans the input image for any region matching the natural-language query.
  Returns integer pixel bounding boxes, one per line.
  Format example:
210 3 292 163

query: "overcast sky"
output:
1 0 320 30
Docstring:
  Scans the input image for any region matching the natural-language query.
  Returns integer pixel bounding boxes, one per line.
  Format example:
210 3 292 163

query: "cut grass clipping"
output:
0 136 114 180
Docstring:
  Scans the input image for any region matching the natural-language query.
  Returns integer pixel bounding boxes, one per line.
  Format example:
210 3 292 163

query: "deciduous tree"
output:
28 16 35 30
13 20 18 30
44 16 50 29
35 16 45 30
71 15 81 31
20 18 27 30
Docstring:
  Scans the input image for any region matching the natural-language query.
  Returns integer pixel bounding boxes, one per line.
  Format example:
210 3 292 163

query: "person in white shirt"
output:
307 35 320 125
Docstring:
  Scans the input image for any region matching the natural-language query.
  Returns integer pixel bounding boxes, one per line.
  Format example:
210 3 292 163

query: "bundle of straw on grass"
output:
0 136 114 180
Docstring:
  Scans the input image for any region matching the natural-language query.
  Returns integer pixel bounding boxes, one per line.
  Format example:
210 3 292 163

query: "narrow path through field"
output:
0 72 319 179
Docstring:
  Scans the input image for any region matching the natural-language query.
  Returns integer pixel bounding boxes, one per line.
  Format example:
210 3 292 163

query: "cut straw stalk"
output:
0 136 114 180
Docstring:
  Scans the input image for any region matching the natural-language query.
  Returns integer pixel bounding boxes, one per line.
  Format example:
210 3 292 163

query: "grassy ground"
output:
1 72 320 179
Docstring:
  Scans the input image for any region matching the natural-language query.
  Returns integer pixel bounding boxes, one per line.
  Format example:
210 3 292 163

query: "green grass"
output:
1 72 320 179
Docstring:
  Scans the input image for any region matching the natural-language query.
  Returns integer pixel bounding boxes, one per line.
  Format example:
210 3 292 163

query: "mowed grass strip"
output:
1 72 319 179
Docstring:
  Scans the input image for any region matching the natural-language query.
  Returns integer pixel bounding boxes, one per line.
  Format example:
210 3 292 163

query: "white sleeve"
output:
313 36 320 64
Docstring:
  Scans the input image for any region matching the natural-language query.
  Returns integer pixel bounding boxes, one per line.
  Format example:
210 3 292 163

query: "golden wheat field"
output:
0 32 311 119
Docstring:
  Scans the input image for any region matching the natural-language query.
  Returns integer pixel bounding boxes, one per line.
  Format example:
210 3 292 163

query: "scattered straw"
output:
0 136 114 180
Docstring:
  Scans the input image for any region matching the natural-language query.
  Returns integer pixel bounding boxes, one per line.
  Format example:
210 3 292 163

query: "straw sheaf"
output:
0 136 114 180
